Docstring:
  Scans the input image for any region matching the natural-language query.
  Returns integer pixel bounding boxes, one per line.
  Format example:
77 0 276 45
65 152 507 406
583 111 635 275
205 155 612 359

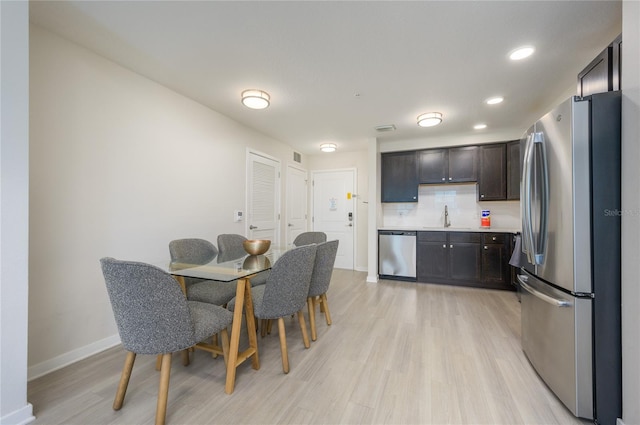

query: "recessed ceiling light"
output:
241 89 270 109
417 112 443 127
486 96 504 105
320 143 337 153
509 46 535 61
474 124 487 130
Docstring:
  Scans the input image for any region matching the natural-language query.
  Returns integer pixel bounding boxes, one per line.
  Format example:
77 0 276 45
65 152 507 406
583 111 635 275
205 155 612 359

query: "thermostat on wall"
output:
234 210 243 222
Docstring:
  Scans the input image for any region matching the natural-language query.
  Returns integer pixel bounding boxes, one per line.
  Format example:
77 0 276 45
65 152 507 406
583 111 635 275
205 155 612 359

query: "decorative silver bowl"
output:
243 239 271 256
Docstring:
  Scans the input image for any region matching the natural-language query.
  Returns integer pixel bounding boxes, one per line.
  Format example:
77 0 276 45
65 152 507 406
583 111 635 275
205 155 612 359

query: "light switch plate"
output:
234 210 243 222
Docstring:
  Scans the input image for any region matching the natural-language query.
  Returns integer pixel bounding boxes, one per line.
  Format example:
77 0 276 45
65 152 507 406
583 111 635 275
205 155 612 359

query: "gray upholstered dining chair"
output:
227 244 317 373
100 257 233 425
169 238 237 305
293 231 327 246
217 233 268 286
307 240 339 341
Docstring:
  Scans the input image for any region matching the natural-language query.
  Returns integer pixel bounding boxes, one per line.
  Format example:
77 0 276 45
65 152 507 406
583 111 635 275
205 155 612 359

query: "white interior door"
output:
312 169 355 269
247 151 280 245
286 165 308 248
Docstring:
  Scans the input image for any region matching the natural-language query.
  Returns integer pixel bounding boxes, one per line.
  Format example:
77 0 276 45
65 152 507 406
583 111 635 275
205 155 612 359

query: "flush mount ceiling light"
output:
509 46 535 61
241 89 270 109
474 124 487 130
417 112 443 127
485 96 504 105
320 143 337 153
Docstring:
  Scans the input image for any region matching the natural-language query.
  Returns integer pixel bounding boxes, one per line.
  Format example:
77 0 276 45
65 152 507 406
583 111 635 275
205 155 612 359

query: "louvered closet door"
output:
247 152 280 246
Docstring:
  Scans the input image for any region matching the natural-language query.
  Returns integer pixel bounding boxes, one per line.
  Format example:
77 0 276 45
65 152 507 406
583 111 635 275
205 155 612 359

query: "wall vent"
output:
293 152 302 163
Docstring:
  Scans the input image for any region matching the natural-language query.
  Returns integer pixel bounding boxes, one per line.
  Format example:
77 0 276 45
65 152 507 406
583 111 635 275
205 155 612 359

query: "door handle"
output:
518 277 571 307
347 223 353 227
288 223 293 227
249 225 258 230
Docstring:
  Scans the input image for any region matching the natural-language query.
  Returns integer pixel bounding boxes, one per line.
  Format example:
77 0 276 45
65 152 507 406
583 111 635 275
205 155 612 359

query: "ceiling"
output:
29 1 622 155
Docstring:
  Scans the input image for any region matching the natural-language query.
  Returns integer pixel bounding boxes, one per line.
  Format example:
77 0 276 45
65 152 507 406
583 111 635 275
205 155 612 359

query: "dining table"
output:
155 248 286 394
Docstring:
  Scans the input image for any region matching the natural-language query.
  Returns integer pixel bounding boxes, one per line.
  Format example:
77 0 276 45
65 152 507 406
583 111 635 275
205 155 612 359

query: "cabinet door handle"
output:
492 236 496 241
413 196 417 200
442 244 446 248
449 177 452 181
481 194 485 198
484 246 488 250
450 244 453 248
442 177 446 181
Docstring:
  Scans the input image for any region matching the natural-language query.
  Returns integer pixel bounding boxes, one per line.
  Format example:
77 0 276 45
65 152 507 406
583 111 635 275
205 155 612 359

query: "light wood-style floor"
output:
28 270 589 425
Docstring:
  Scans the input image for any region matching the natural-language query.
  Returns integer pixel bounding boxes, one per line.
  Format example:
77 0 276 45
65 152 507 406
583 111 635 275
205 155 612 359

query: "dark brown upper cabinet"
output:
418 149 448 183
577 34 622 97
477 141 520 202
418 146 477 184
478 144 506 201
506 140 520 200
381 151 418 203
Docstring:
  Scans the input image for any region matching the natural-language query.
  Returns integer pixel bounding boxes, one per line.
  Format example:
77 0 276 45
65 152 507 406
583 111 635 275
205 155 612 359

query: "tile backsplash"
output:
382 183 521 229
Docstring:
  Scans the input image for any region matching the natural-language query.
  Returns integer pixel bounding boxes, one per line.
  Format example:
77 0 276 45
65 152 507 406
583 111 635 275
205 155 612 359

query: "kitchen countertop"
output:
378 226 521 233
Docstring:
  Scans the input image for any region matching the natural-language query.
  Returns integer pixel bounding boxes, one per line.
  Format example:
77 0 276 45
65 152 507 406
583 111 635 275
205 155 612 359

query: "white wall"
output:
307 150 368 271
621 1 640 424
28 25 304 378
0 1 34 424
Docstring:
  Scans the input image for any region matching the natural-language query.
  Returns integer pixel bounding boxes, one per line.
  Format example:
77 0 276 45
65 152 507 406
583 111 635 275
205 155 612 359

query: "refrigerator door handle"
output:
532 132 549 265
522 133 535 264
519 276 572 307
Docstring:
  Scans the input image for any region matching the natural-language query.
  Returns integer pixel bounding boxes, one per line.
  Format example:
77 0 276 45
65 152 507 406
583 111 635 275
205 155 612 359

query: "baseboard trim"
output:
0 403 34 425
366 274 378 283
28 334 120 381
354 266 367 272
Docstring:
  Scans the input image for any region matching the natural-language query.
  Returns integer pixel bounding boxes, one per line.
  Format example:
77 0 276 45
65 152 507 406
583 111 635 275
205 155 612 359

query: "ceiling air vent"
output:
375 124 396 132
293 152 302 163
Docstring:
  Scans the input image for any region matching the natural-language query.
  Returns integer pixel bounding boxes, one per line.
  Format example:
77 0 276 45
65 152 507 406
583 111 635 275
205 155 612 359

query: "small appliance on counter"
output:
378 230 416 281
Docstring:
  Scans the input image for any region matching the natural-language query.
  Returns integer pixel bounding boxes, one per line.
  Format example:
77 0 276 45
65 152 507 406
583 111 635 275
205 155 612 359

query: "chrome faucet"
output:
444 205 451 228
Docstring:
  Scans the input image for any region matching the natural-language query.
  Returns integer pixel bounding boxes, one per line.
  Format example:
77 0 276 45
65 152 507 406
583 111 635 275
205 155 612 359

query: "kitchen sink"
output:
422 227 472 230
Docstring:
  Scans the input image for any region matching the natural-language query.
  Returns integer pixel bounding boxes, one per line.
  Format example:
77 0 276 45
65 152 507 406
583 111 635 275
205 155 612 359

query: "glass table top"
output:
155 248 286 282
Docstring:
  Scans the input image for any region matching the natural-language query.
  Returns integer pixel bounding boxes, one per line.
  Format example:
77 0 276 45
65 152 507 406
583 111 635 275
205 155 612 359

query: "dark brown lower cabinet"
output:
416 232 448 280
448 232 482 282
481 233 511 289
417 231 514 290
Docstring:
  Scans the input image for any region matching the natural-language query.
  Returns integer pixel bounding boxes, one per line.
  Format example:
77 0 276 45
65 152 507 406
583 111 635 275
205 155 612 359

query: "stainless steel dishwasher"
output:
378 231 416 280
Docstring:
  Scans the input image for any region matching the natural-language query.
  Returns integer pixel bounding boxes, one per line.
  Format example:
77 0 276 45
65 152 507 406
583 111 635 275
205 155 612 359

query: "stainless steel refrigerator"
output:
519 91 621 424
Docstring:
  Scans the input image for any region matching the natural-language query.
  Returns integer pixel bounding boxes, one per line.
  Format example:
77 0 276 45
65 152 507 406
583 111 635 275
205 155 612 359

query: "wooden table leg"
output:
243 279 260 370
225 278 245 394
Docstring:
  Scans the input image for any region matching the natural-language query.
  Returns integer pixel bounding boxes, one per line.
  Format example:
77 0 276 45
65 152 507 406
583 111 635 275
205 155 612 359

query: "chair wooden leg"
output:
220 328 230 367
321 293 332 325
307 297 317 342
113 351 136 410
155 353 172 425
277 318 289 374
260 319 268 337
297 310 310 348
212 334 219 358
155 354 162 371
181 349 190 366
